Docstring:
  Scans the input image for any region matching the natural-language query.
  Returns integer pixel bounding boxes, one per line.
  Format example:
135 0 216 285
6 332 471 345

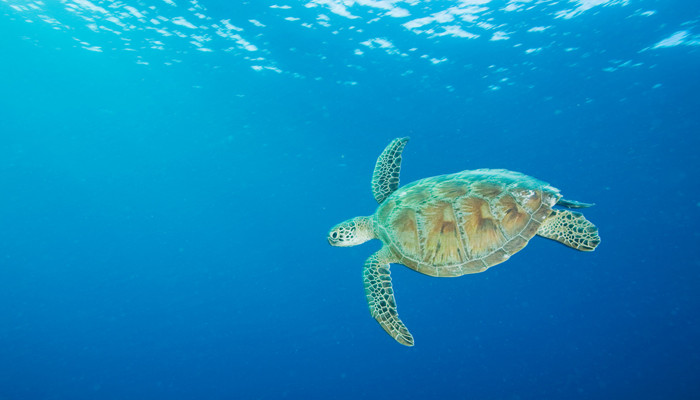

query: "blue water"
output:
1 1 699 399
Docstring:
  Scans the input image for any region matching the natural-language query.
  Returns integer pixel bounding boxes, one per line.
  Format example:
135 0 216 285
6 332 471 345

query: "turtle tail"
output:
557 198 595 209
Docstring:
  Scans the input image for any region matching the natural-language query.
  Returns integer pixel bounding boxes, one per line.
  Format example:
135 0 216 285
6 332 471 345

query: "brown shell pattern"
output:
375 169 560 277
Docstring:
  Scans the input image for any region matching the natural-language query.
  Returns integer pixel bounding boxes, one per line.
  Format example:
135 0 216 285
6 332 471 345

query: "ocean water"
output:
1 1 699 399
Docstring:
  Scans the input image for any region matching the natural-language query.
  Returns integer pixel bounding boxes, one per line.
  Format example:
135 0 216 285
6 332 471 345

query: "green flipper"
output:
537 210 601 251
372 137 409 204
363 247 414 346
557 198 595 208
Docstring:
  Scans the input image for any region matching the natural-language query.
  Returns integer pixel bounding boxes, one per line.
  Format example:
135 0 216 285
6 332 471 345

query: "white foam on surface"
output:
555 0 628 20
73 0 108 14
652 31 689 49
1 0 274 69
306 0 357 19
172 16 196 29
436 25 478 39
385 7 409 18
124 6 145 19
490 31 509 41
0 0 691 84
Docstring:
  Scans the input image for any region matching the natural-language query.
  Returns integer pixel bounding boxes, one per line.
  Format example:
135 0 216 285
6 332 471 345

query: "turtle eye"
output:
331 232 339 239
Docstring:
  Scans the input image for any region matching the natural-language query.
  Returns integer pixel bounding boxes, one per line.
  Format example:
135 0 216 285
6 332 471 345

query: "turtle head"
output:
328 216 375 247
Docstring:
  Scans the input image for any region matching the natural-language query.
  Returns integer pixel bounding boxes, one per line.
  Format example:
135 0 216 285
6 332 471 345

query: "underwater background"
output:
1 0 699 399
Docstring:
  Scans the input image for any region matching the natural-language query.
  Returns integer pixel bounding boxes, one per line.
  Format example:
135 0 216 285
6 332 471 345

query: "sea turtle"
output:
328 137 600 346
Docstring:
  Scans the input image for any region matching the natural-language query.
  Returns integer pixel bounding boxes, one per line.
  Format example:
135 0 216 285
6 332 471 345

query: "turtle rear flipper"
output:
537 210 601 251
372 137 409 204
363 247 414 346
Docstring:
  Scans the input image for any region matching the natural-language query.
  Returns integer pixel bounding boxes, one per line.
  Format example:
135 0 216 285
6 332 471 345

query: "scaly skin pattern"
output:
362 247 414 346
371 137 409 204
536 209 601 251
327 216 375 247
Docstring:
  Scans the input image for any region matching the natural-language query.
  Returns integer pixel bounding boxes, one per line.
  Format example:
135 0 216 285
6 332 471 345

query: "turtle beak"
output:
327 228 341 246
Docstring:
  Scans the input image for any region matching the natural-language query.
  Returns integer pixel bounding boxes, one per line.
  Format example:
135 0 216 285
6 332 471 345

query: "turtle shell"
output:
374 169 561 277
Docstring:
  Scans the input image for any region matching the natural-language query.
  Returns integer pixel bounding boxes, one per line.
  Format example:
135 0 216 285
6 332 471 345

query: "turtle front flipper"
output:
372 137 409 204
537 210 601 251
363 247 414 346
